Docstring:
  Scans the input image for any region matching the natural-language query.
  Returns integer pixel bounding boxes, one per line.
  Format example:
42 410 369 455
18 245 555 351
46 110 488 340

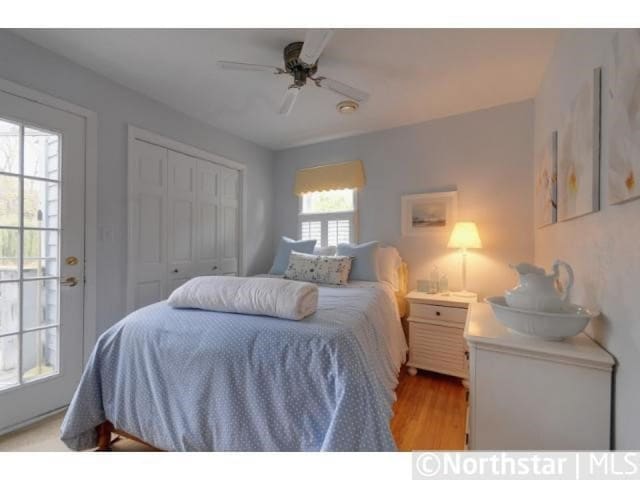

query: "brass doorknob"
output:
65 256 79 265
61 277 78 287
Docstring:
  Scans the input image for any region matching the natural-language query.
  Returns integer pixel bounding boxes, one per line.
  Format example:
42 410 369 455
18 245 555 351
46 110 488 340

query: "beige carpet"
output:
0 411 154 452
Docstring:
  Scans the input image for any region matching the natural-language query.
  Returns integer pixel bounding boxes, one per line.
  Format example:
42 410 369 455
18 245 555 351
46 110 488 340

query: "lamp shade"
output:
447 222 482 249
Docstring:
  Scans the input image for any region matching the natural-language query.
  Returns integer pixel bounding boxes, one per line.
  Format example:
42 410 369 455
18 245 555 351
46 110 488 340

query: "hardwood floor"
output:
391 368 467 451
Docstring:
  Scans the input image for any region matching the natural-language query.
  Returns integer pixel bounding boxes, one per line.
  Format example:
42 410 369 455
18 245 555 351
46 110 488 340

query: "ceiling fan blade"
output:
278 87 300 115
299 29 334 66
217 61 284 74
316 77 370 103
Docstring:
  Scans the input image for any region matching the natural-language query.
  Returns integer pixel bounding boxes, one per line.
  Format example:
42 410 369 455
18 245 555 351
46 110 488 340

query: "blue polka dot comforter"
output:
60 281 408 451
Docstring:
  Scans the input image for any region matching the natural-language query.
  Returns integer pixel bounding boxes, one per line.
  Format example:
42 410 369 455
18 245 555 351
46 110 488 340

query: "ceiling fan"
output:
217 30 370 116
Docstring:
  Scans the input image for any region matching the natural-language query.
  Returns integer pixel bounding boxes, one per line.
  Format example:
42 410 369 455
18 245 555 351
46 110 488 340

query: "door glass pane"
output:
23 229 58 278
22 327 58 382
0 174 20 227
23 279 58 330
0 228 19 279
24 178 59 228
0 118 20 174
0 334 19 388
0 282 20 335
24 127 59 180
0 118 63 393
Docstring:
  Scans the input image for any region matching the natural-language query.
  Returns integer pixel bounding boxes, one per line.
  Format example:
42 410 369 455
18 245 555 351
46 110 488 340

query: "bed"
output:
60 269 408 452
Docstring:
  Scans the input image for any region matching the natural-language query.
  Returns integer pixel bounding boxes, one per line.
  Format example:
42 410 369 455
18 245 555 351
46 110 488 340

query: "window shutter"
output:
327 219 351 246
300 221 322 243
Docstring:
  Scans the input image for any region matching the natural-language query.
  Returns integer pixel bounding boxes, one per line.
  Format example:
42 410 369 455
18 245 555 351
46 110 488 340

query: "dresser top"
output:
464 303 615 370
406 290 477 307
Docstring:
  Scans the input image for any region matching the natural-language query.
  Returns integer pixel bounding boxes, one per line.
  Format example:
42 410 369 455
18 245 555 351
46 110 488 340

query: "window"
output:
298 189 357 247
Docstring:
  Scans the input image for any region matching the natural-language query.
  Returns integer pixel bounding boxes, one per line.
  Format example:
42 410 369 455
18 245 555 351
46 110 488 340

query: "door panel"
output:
130 141 167 310
167 151 197 289
0 89 85 432
219 167 239 275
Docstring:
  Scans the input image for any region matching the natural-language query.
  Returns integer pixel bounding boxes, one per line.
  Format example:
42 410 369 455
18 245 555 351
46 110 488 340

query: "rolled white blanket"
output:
167 276 319 320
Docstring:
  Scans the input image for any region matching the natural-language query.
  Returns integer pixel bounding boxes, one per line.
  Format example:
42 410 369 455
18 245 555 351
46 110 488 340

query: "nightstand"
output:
405 291 477 380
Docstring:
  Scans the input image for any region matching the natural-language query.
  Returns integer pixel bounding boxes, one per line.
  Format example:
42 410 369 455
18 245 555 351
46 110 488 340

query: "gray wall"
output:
274 100 535 300
0 30 275 335
534 29 640 449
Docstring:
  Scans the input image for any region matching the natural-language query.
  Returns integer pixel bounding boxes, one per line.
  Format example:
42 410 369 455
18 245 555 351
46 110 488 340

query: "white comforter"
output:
168 275 319 320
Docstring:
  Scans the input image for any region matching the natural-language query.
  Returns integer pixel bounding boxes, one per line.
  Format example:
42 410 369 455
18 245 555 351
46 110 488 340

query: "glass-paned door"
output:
0 88 85 434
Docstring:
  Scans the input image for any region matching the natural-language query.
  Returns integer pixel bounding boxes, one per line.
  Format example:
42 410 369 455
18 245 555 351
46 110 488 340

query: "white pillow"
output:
313 245 337 256
284 252 352 286
377 246 402 290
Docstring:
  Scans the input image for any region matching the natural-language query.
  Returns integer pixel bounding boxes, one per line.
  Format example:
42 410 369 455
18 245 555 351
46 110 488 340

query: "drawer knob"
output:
173 268 179 273
436 311 441 316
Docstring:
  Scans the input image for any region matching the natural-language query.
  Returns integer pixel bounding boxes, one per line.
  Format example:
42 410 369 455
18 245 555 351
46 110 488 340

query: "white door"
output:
129 140 167 310
219 166 239 275
0 89 85 432
128 136 241 311
167 150 197 291
195 159 221 277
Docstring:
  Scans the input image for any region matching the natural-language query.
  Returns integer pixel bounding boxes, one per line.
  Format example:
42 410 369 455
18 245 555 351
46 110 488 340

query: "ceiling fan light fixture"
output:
337 100 359 114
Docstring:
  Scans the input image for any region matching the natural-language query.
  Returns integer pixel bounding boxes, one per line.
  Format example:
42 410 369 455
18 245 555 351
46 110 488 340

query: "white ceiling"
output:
15 29 558 150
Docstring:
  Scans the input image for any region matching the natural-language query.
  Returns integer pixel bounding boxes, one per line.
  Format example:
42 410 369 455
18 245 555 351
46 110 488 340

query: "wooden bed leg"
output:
96 421 113 451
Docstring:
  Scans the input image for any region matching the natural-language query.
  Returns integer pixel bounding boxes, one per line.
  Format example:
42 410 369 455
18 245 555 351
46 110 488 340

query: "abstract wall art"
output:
558 67 601 221
608 29 640 205
535 130 558 228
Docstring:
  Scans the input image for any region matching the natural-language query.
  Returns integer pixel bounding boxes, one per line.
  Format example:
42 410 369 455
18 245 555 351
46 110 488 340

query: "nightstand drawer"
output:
409 302 467 324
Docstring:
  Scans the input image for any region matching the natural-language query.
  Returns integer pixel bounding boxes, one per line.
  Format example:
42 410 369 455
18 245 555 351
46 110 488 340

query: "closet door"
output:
195 160 221 277
219 166 239 275
167 151 197 292
130 140 168 309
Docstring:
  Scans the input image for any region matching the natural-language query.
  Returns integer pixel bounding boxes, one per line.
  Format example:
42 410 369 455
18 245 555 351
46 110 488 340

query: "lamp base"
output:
452 290 476 298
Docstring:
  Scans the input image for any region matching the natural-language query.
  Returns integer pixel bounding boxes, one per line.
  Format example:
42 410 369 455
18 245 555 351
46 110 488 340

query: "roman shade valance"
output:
293 160 366 195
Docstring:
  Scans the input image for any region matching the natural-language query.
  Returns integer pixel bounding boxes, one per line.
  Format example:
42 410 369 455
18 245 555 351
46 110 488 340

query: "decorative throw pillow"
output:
336 241 380 282
284 252 352 286
269 237 317 275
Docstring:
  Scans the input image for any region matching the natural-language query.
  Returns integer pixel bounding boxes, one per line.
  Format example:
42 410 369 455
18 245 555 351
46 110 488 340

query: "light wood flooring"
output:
0 368 466 451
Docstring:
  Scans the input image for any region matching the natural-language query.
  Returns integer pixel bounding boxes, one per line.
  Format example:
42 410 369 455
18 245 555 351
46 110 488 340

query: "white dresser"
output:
406 291 477 380
464 303 614 450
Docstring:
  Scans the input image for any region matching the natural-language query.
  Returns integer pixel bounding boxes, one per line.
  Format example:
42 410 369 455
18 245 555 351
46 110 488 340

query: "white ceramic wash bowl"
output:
485 296 592 341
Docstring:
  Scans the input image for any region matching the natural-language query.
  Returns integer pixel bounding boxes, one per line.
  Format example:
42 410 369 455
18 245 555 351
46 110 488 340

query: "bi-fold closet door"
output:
129 139 240 311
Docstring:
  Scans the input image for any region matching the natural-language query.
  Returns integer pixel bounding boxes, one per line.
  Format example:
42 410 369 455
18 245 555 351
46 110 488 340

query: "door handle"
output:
61 276 78 287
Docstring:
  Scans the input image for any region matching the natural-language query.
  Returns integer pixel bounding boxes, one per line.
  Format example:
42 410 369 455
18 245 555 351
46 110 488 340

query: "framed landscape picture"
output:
401 191 458 236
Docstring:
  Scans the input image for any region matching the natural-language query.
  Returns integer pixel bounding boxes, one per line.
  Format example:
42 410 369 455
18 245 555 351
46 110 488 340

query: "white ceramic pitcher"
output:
505 260 574 313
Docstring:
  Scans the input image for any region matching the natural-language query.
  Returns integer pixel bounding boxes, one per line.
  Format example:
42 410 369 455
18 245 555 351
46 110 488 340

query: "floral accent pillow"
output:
284 252 353 286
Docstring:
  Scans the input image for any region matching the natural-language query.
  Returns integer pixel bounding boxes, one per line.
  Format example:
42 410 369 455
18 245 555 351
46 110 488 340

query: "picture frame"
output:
401 191 458 236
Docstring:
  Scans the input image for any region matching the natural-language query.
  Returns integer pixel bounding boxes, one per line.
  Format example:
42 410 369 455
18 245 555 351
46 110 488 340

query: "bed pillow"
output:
378 245 402 290
313 245 337 256
269 237 317 275
336 241 380 282
284 252 352 286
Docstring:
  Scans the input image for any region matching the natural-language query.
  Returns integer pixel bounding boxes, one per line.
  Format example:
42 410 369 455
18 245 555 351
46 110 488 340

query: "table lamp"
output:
447 221 482 297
